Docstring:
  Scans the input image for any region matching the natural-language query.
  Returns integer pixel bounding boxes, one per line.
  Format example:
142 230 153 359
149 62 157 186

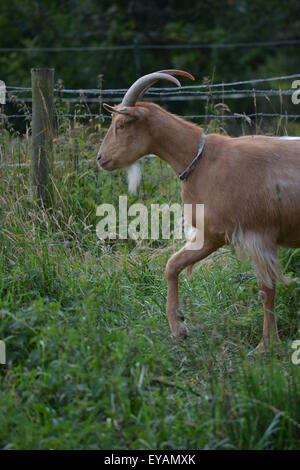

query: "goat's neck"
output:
149 108 205 175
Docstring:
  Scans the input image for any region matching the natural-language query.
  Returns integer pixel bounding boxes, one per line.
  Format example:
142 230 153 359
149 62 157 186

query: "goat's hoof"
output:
249 339 282 356
171 321 188 340
255 340 268 354
248 342 266 356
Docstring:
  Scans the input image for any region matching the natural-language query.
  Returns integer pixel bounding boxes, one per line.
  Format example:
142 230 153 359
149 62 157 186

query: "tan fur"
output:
98 101 300 348
229 225 288 288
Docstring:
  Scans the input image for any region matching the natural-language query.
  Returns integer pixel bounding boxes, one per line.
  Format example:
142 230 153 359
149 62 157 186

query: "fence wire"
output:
1 39 300 53
6 72 300 94
2 113 300 121
2 73 300 122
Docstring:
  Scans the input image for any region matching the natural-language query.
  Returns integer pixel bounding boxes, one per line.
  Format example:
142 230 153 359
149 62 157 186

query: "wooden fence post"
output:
31 68 54 206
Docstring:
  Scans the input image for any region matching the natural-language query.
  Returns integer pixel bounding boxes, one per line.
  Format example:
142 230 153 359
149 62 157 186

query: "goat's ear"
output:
103 103 134 116
103 103 118 114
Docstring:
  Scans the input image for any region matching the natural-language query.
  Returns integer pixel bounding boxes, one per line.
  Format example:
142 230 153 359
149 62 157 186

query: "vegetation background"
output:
1 0 300 88
0 0 300 450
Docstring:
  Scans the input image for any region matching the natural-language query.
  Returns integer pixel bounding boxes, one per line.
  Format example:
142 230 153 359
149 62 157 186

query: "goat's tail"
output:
230 226 288 288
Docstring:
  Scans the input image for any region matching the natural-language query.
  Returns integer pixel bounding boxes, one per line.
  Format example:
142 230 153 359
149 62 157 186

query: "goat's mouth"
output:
101 158 112 167
98 158 112 170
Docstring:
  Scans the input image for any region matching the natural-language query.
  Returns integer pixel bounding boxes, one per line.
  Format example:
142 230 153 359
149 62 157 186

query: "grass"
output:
0 121 300 450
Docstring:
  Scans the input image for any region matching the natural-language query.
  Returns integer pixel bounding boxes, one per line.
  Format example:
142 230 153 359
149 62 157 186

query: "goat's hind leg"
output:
239 231 281 352
165 238 219 338
256 279 280 352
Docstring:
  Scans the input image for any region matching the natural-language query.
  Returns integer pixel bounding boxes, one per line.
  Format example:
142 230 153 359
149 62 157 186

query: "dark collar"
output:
178 132 207 182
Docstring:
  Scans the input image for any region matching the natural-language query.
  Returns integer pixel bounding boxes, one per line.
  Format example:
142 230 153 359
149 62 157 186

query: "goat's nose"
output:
97 152 102 161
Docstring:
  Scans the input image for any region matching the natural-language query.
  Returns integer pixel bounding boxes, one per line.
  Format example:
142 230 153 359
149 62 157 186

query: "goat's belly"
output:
278 228 300 248
276 209 300 246
258 173 300 248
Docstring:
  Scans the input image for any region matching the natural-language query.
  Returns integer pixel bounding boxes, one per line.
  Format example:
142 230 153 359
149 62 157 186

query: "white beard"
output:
126 163 142 195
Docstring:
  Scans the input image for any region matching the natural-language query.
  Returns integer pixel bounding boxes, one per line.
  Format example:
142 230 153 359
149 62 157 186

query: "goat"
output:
97 69 300 351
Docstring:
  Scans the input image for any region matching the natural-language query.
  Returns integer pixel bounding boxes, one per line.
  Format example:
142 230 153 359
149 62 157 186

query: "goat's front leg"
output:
256 279 280 351
165 239 219 338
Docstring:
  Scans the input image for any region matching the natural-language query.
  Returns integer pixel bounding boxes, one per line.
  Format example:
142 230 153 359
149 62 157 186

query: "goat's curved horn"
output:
121 72 180 107
121 70 194 107
134 69 196 103
158 69 195 81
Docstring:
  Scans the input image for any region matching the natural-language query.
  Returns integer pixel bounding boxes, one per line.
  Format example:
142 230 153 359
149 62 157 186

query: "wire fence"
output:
2 113 300 122
1 53 300 191
6 72 300 93
1 39 300 53
4 90 298 103
2 39 300 92
0 68 300 174
2 73 300 126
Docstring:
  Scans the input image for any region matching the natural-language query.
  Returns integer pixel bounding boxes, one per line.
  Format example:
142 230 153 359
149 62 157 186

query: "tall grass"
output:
0 118 300 450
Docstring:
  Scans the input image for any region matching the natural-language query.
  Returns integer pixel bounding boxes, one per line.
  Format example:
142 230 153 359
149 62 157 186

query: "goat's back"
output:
189 135 300 248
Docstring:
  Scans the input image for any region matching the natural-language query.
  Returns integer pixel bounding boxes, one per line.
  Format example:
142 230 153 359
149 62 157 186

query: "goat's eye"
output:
116 122 125 131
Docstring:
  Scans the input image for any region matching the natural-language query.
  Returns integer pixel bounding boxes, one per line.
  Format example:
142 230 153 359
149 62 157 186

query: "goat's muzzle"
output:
97 152 112 170
97 152 102 169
